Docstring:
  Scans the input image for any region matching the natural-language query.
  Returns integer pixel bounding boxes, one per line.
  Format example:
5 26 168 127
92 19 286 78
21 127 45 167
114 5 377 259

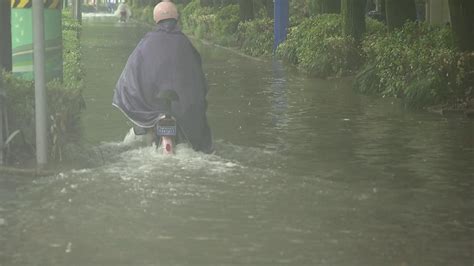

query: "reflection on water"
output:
1 15 473 266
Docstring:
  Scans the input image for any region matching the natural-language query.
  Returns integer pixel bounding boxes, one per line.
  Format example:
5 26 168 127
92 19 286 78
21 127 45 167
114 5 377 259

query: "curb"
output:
0 166 57 178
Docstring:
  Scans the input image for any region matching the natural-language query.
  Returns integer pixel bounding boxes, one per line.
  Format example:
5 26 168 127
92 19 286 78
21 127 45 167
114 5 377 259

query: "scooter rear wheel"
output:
161 136 174 155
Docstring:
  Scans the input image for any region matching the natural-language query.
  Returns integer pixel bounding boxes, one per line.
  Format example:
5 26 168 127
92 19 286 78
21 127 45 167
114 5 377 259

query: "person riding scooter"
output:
112 0 213 154
115 3 131 22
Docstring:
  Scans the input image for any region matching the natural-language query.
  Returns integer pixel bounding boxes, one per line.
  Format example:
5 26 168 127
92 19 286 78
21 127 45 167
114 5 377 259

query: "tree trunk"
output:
385 0 416 31
264 0 274 18
0 0 12 72
449 0 474 51
366 0 375 12
239 0 254 21
342 0 366 43
380 0 385 17
321 0 341 13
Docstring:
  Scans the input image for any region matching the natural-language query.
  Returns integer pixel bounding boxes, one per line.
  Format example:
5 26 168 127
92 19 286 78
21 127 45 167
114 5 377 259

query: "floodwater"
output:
1 15 473 266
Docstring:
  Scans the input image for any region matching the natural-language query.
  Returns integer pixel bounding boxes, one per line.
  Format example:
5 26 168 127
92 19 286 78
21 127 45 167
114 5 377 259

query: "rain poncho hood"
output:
113 20 213 153
115 3 132 18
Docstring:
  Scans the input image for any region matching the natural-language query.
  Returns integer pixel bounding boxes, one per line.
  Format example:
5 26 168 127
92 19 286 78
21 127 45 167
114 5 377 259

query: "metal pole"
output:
33 0 48 165
72 0 76 18
273 0 289 52
72 0 82 22
0 80 4 165
75 0 82 23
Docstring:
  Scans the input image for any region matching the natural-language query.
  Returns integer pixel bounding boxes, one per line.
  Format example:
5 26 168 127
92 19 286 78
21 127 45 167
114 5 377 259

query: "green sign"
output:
11 8 63 81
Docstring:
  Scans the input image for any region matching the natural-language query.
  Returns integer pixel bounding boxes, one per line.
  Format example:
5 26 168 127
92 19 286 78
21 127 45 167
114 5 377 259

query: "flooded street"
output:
1 15 473 265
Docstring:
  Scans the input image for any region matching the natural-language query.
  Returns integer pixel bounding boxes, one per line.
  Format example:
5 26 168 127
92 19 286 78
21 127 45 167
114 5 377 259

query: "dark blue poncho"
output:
113 20 213 153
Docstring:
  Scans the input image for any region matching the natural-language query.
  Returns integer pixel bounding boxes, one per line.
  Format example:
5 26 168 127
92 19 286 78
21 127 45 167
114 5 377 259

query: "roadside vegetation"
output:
129 0 473 113
180 0 275 56
276 14 385 77
355 21 473 109
1 10 85 164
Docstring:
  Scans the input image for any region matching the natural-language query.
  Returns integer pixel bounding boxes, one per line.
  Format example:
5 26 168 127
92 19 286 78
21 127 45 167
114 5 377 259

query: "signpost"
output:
33 0 48 165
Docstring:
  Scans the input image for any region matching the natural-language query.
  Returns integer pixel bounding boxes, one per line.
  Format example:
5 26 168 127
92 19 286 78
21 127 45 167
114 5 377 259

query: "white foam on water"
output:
71 169 92 174
82 13 116 18
121 127 150 146
102 141 244 179
27 137 282 211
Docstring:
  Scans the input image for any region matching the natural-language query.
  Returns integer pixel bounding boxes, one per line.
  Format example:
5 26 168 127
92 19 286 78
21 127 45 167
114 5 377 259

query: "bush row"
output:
355 21 473 108
277 15 385 77
2 10 85 164
181 1 273 55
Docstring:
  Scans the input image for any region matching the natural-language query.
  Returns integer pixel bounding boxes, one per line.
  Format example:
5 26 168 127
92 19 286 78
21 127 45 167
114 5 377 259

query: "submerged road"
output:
1 14 473 265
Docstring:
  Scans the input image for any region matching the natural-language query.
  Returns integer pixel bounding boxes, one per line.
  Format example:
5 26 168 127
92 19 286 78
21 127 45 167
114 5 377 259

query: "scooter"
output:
132 90 180 155
119 11 127 22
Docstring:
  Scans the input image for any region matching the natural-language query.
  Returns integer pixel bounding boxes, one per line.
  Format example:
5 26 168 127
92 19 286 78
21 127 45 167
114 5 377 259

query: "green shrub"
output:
237 17 274 57
140 5 155 25
277 15 385 77
182 1 240 46
182 0 213 38
355 21 468 107
365 17 386 36
1 72 36 162
456 52 474 99
2 78 85 163
47 80 86 161
289 0 311 24
181 0 200 28
181 1 273 57
210 4 240 45
62 11 84 90
276 14 357 77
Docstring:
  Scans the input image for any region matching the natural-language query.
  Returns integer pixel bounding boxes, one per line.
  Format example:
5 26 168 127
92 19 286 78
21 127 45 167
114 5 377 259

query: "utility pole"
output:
273 0 289 52
0 77 4 165
72 0 82 22
33 0 48 166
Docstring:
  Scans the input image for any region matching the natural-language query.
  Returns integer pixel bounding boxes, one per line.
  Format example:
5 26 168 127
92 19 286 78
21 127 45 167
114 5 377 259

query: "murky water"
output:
1 15 473 266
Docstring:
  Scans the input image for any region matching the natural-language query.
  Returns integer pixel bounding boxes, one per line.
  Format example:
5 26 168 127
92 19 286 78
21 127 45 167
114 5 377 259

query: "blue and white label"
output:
156 126 176 136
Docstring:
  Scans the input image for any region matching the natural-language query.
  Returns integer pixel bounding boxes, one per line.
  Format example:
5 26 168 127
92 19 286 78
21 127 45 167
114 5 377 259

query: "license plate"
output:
156 125 176 136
